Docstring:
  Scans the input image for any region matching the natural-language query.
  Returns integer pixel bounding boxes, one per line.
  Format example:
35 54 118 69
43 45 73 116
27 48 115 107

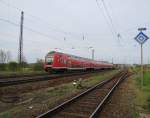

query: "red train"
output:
44 51 113 73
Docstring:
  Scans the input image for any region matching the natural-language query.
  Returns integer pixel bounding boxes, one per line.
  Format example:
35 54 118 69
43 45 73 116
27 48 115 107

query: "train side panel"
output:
44 51 114 72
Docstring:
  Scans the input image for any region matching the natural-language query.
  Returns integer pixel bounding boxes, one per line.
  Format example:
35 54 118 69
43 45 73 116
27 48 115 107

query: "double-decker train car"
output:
44 51 113 73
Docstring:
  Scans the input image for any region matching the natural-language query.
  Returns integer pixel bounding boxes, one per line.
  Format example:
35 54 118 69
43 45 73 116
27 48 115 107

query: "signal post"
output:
135 28 149 89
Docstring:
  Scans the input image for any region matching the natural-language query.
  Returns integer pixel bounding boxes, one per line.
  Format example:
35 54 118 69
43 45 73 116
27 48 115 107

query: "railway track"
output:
0 70 108 87
0 73 47 79
36 70 130 118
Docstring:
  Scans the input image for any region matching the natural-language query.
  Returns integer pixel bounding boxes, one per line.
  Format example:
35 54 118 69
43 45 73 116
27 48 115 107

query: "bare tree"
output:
6 51 11 63
22 56 27 63
0 49 7 63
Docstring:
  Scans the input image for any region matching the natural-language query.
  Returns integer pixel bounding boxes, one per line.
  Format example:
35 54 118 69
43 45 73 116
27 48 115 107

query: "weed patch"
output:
147 96 150 111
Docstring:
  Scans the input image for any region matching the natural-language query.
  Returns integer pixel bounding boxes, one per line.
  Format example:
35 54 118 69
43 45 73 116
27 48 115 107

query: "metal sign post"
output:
141 44 143 89
135 28 149 89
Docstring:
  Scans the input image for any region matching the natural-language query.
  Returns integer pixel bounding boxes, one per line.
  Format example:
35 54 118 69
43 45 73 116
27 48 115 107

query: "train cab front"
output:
44 54 54 72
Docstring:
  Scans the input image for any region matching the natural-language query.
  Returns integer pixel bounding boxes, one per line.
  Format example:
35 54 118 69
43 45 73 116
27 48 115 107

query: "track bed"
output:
37 70 130 118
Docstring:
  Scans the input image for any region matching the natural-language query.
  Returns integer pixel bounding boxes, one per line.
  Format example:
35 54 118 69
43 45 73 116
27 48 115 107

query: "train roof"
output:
47 51 112 65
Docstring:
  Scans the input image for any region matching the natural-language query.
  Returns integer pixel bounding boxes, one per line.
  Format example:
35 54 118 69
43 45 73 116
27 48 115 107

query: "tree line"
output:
0 49 11 63
0 49 44 72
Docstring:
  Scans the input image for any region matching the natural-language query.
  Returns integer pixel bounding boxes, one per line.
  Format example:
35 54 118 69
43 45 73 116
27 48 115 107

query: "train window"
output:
58 58 60 62
60 58 63 63
46 57 53 64
58 58 64 64
58 58 61 63
64 60 67 64
59 59 67 65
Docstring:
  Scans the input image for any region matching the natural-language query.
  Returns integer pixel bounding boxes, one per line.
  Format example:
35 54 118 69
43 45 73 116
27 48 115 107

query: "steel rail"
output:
0 70 108 87
89 72 129 118
0 73 47 79
36 70 127 118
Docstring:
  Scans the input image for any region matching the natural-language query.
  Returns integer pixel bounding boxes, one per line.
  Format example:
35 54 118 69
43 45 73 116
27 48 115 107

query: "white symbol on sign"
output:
135 32 149 44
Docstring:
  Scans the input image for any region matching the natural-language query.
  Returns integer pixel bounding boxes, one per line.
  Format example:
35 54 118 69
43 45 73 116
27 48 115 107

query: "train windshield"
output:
46 56 53 64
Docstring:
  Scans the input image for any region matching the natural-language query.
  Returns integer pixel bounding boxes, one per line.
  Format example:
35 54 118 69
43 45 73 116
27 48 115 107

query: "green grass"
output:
143 72 150 111
136 72 150 91
143 72 150 88
135 71 150 111
0 112 11 118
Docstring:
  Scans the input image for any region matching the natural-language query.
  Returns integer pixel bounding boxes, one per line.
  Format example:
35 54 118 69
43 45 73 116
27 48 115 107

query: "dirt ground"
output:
98 75 137 118
0 70 117 118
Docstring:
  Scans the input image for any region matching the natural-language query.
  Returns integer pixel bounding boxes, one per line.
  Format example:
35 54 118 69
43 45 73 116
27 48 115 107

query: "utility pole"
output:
18 11 24 65
112 58 113 64
92 49 94 60
83 34 85 40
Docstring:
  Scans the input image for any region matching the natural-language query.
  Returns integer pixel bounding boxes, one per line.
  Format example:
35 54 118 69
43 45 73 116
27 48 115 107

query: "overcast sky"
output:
0 0 150 64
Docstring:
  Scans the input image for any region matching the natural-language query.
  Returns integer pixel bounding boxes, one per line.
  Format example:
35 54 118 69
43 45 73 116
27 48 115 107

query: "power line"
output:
101 0 117 35
1 0 140 48
0 18 19 27
0 16 79 49
24 26 62 41
95 0 115 37
96 0 122 45
0 0 71 35
0 0 66 33
1 16 138 48
0 0 125 45
0 0 120 41
0 17 116 50
0 0 88 39
0 17 62 42
101 0 123 45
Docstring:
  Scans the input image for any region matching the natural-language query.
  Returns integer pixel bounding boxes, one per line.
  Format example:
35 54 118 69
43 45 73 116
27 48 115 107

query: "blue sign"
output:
135 32 149 44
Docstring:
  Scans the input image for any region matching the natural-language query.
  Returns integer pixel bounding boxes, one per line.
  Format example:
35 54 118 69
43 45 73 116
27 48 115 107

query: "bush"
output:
0 64 7 71
32 59 44 71
8 62 18 71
